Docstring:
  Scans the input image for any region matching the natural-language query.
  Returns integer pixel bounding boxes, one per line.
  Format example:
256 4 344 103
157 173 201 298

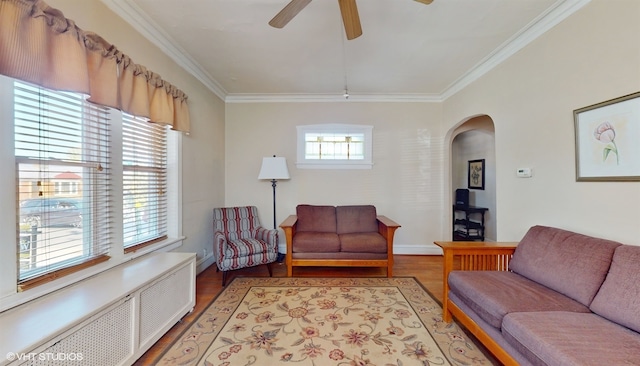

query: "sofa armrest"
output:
280 215 298 276
377 215 401 242
280 215 298 229
433 241 518 322
376 216 401 276
377 215 400 230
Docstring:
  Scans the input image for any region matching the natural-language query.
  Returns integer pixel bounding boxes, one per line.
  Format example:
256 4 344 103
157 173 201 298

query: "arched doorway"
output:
449 115 496 241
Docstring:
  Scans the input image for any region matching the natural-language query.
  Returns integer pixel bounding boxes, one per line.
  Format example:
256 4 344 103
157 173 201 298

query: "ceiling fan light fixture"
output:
269 0 432 39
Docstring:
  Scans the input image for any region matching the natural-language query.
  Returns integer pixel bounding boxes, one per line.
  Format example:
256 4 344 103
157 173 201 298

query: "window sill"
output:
0 237 185 313
296 162 373 170
124 236 185 260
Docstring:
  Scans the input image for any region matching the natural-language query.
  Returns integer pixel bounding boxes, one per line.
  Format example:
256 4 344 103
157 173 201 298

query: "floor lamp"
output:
258 155 290 230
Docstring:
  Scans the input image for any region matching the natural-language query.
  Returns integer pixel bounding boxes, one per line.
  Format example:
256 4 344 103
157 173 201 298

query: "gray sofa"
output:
447 225 640 365
280 204 400 277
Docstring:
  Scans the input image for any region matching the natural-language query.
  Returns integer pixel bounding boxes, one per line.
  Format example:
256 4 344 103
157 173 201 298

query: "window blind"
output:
14 81 112 288
122 113 168 250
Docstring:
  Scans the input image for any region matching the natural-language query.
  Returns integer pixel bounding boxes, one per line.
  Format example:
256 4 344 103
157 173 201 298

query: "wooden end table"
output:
434 241 519 322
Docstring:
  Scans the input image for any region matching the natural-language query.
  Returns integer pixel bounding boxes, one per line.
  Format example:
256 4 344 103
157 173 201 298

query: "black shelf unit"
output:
452 205 488 241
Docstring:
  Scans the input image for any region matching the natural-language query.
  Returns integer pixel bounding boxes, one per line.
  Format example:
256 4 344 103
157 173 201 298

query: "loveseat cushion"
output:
509 225 622 306
339 232 387 253
336 205 378 234
590 245 640 333
448 271 590 329
502 311 640 366
292 232 340 253
296 205 337 232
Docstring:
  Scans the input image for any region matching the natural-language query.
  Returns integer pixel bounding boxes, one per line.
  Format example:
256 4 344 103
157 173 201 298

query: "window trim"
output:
296 124 373 169
0 74 184 312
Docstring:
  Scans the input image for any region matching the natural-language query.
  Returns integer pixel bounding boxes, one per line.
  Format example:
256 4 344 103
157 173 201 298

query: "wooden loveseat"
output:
279 204 400 277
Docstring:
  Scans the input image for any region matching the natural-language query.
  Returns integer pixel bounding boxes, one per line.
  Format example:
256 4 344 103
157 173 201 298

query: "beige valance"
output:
0 0 190 132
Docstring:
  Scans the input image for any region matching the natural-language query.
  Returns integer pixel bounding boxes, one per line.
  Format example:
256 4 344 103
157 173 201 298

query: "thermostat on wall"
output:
517 168 532 178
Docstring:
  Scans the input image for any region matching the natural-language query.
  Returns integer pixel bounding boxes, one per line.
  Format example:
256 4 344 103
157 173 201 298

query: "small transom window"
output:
297 124 373 169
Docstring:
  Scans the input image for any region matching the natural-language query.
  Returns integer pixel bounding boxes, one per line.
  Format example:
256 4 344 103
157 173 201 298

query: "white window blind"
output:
14 81 112 288
122 113 168 249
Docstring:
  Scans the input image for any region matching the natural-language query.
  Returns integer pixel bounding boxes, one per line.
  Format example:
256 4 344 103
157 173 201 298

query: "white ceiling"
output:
101 0 589 102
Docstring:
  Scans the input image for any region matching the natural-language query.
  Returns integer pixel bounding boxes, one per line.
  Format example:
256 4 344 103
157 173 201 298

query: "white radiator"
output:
1 252 196 366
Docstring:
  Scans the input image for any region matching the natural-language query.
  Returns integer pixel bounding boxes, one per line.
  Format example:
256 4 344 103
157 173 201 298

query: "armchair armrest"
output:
213 230 228 269
254 226 278 246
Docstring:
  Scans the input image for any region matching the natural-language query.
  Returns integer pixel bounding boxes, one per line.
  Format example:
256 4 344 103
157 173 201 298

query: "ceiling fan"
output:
269 0 434 40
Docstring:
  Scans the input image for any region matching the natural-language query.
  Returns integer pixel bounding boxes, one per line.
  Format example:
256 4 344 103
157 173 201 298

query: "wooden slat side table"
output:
433 241 519 322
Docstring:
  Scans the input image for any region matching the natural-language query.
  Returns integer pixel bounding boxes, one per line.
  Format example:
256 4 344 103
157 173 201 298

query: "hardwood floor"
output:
134 255 446 365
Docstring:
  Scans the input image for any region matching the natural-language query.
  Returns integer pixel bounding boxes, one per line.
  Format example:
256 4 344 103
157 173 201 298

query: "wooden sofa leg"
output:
222 271 228 287
266 262 273 277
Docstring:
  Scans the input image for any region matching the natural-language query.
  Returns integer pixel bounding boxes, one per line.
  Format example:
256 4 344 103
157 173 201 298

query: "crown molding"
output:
102 0 590 104
225 93 443 103
100 0 228 100
440 0 591 100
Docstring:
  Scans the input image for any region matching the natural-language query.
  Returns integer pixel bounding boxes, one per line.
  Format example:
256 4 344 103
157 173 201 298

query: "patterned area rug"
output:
156 277 495 366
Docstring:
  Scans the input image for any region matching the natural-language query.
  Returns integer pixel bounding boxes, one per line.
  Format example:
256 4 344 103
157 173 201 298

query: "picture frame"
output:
574 92 640 181
468 159 485 190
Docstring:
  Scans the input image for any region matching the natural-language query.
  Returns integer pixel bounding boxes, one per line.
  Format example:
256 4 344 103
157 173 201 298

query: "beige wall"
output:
48 0 227 263
225 102 445 253
443 0 640 244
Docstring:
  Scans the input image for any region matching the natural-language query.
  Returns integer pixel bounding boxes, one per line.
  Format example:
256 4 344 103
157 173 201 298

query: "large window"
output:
122 113 168 250
14 81 112 289
296 124 373 169
8 78 174 292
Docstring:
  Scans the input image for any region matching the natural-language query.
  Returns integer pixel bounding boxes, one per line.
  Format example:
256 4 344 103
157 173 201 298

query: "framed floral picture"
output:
574 92 640 181
468 159 485 190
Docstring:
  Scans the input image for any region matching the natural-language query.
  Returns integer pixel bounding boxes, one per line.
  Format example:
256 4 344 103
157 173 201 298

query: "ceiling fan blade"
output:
338 0 362 40
414 0 434 4
269 0 312 28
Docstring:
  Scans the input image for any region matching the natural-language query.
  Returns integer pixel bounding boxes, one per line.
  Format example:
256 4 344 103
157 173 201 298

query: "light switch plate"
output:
517 168 532 178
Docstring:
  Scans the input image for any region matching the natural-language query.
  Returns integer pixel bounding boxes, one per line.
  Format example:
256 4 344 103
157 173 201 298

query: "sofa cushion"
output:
336 205 378 234
502 311 640 366
509 225 622 306
292 232 340 253
448 271 590 329
339 232 387 253
296 205 337 233
590 245 640 333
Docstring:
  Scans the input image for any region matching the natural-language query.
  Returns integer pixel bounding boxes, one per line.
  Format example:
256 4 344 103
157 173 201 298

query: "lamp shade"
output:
258 156 290 180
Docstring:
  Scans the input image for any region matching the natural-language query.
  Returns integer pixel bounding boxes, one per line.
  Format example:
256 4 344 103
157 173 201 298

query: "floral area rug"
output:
156 277 495 366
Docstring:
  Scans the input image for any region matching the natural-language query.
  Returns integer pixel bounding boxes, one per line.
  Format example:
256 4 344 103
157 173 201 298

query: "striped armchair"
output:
212 206 278 285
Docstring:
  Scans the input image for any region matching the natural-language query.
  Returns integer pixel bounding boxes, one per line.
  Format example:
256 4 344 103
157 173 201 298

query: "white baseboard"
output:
196 253 216 274
393 244 443 255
